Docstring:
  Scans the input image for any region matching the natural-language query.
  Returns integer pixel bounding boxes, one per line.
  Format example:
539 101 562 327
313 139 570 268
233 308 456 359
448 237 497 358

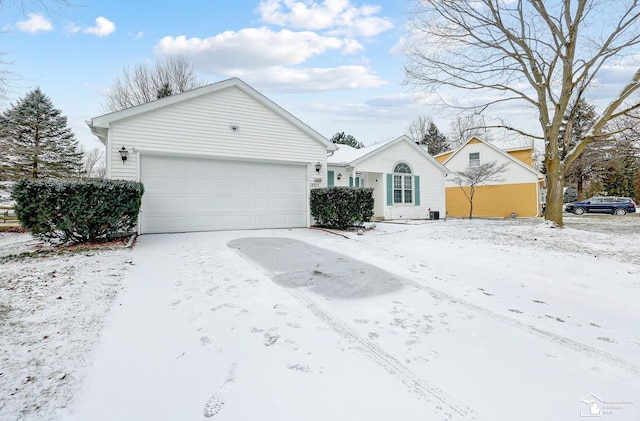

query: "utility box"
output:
429 210 440 220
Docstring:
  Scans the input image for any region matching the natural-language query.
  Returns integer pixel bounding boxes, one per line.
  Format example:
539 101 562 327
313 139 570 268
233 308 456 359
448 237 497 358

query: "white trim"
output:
136 149 141 235
138 154 310 233
132 147 315 167
443 137 544 180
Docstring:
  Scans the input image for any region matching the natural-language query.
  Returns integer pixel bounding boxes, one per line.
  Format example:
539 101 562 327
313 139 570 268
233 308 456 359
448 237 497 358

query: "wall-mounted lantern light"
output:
337 173 342 180
315 162 322 173
119 146 129 164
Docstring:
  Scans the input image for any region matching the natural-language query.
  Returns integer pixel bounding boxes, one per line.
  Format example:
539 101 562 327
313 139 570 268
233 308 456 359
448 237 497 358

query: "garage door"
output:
140 155 308 233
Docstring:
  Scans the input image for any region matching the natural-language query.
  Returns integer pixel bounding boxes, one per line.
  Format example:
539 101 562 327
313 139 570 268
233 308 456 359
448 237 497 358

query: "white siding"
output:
444 142 538 187
358 141 446 219
108 85 326 180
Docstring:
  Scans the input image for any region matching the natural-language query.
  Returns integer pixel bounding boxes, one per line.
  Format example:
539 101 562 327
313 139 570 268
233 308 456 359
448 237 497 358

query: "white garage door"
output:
140 155 308 233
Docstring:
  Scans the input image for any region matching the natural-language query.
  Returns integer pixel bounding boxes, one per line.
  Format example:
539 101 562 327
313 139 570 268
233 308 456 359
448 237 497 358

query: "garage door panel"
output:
140 155 308 233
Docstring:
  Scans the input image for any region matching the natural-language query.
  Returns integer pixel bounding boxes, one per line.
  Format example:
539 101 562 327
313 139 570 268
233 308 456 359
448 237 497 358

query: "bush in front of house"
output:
11 178 144 245
310 187 374 230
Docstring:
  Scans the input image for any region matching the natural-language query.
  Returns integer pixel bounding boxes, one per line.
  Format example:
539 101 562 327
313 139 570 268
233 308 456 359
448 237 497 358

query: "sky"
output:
0 0 638 152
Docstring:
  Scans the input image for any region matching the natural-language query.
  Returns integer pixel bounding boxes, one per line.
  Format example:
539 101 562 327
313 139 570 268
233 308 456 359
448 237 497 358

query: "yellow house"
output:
435 137 545 218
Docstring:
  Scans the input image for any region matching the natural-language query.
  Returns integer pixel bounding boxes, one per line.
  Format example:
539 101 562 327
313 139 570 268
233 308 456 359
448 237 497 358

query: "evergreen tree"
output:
330 132 364 149
596 139 640 198
421 122 450 155
0 87 82 180
156 83 173 99
558 99 600 200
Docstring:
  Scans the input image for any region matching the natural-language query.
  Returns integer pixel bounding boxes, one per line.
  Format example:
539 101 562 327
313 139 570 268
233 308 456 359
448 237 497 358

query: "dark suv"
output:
564 196 637 215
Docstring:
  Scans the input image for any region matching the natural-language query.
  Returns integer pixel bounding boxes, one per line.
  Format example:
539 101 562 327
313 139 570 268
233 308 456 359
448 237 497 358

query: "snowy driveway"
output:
61 221 640 421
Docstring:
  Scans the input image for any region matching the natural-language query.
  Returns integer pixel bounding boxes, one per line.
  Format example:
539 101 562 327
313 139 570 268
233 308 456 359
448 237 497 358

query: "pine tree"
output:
421 122 450 155
156 83 173 99
330 132 364 149
0 87 82 180
559 99 600 200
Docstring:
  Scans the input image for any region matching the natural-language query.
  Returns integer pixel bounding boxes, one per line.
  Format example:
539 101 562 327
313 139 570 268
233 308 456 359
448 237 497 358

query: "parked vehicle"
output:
564 196 636 215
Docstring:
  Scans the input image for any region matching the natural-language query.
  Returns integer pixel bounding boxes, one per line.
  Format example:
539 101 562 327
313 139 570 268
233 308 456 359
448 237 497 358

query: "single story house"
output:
327 135 449 220
435 137 545 218
87 77 336 234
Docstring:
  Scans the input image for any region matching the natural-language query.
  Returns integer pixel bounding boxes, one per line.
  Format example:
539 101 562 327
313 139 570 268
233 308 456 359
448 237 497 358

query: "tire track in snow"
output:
405 279 640 375
287 288 483 421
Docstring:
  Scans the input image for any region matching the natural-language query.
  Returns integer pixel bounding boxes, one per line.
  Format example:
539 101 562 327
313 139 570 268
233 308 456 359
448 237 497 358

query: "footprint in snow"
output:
203 362 239 417
264 332 279 346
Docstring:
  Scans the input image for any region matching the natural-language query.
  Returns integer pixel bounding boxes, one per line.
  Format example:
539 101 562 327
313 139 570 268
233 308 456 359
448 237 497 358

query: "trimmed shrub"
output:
11 178 144 245
310 187 374 230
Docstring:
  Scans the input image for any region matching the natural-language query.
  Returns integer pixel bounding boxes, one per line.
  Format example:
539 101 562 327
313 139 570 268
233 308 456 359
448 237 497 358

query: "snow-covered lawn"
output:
1 215 639 420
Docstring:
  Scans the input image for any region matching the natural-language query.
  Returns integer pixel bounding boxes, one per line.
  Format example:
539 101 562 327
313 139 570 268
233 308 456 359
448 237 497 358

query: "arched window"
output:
393 162 413 204
394 163 412 174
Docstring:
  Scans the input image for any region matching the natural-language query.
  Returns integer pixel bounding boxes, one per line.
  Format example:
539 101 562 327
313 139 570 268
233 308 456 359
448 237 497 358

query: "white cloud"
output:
154 26 384 92
65 22 81 35
233 65 387 91
16 13 53 33
155 27 349 72
257 0 393 37
342 38 364 54
83 17 116 37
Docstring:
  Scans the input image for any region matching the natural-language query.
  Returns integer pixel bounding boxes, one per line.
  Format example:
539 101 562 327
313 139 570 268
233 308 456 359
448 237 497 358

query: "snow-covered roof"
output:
328 140 390 165
328 135 449 175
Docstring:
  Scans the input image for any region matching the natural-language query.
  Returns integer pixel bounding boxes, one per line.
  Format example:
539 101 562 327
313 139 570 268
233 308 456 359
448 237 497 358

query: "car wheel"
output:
614 208 627 216
573 207 585 215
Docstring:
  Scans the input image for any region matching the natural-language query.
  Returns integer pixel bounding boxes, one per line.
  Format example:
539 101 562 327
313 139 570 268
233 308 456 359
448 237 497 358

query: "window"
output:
469 152 480 167
393 163 412 204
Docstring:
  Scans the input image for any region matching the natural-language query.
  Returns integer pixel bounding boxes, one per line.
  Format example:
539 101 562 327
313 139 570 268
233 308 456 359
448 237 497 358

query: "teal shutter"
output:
386 174 393 205
414 175 420 206
349 176 353 187
355 177 360 187
328 170 334 187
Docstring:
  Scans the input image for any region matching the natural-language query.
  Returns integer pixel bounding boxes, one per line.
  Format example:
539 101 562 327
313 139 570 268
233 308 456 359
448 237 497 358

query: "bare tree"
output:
406 115 450 154
0 0 72 13
79 146 105 178
103 56 206 112
0 53 14 103
1 1 72 100
406 115 430 144
404 0 640 226
448 113 492 149
451 161 510 219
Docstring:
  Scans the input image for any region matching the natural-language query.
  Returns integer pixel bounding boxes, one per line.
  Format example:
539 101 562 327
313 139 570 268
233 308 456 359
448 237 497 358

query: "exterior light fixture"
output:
315 162 322 173
119 146 129 164
337 173 342 180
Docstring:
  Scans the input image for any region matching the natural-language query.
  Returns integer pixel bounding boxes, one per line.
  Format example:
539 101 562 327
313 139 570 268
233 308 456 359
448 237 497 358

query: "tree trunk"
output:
545 165 565 226
577 177 584 201
468 187 475 219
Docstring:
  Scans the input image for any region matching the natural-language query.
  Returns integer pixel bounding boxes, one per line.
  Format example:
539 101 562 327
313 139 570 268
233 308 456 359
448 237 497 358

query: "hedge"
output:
11 178 144 245
310 187 374 230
